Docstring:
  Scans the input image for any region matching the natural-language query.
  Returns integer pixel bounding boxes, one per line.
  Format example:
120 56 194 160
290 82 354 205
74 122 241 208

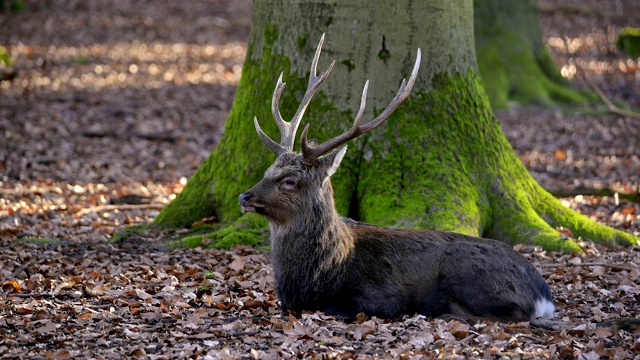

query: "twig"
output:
514 333 546 344
75 130 179 142
231 330 261 337
11 258 35 278
540 262 636 271
0 186 64 196
0 292 55 298
545 185 640 203
75 203 165 216
531 318 640 331
582 73 640 120
598 318 640 331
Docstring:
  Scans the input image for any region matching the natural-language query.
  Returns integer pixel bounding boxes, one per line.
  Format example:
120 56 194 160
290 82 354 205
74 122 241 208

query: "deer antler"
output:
301 48 421 164
254 34 336 156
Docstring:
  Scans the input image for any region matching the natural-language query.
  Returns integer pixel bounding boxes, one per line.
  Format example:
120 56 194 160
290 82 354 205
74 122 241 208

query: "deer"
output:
239 34 555 321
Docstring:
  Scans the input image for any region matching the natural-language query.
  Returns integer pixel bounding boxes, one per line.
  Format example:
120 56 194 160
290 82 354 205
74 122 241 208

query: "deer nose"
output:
239 193 253 206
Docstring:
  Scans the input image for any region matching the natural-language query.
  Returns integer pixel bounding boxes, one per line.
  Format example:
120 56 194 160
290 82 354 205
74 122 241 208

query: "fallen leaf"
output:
448 320 470 340
229 257 245 272
37 320 58 334
3 280 21 292
135 288 152 300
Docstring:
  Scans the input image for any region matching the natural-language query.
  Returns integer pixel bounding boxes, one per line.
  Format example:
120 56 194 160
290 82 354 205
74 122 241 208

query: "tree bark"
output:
152 0 637 251
474 0 591 108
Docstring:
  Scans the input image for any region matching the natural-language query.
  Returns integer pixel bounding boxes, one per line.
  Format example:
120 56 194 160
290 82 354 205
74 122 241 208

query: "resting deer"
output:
240 34 554 321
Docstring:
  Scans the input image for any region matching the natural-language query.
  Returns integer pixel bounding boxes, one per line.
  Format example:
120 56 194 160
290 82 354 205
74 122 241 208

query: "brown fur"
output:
241 34 552 321
240 151 554 320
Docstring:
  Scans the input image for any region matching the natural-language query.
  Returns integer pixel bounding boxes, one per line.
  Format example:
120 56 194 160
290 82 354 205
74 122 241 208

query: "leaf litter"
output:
1 0 640 358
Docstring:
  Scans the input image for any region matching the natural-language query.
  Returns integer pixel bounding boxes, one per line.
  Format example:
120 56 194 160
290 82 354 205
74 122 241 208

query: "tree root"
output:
538 189 639 247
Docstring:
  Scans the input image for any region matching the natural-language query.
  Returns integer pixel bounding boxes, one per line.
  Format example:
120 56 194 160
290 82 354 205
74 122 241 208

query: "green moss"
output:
617 27 640 57
535 47 569 86
377 49 391 62
169 213 268 249
475 42 509 109
151 17 637 253
0 0 27 12
110 223 153 243
17 237 60 246
71 55 88 65
533 189 638 247
324 16 333 27
477 39 590 108
154 22 357 229
153 25 287 228
357 72 491 236
198 284 216 292
474 0 591 109
355 69 636 252
340 59 355 72
0 45 12 66
297 35 308 51
264 23 279 45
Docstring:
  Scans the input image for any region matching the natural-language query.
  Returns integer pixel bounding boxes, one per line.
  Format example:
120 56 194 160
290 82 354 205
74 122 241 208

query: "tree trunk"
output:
152 0 637 251
474 0 591 108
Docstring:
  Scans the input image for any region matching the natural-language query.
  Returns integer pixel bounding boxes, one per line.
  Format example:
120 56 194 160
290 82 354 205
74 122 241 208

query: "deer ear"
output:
323 145 347 177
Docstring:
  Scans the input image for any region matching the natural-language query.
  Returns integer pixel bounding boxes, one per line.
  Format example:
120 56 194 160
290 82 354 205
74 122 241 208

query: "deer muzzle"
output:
239 192 261 214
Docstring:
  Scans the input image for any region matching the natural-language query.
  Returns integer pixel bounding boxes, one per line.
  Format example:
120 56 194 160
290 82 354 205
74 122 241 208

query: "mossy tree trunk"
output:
152 0 637 251
474 0 591 108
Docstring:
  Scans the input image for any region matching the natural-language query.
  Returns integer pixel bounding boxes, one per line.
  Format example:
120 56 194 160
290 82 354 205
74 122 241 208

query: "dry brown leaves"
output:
1 237 639 359
1 0 640 358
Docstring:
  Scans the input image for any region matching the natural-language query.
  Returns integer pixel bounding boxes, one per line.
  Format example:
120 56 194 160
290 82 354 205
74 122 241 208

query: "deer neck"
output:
269 183 354 276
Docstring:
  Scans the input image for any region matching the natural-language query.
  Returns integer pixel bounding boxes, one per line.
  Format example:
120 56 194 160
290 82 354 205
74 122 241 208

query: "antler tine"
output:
300 79 369 161
256 33 336 155
301 48 422 163
254 116 283 154
284 34 336 150
271 73 287 132
253 73 288 156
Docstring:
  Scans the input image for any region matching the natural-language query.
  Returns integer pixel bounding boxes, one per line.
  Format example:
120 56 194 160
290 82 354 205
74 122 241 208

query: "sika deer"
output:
240 34 554 321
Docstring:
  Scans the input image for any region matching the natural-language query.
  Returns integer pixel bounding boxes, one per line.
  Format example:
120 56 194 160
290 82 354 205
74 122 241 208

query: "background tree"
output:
152 0 637 251
474 0 591 108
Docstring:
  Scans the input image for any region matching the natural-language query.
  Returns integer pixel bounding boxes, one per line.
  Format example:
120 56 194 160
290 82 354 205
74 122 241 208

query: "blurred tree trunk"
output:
151 0 637 251
474 0 590 108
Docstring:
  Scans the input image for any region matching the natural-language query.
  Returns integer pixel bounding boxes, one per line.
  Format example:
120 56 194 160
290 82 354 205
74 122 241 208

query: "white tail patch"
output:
534 298 555 319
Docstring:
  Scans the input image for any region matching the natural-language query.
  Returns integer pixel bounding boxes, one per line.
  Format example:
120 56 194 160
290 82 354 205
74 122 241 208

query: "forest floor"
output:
1 0 640 358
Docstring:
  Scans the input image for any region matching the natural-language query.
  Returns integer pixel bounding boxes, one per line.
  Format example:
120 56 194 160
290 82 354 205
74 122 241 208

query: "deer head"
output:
240 34 421 226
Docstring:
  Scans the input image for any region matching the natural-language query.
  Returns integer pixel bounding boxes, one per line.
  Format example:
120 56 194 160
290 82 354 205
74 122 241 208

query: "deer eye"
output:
280 178 298 190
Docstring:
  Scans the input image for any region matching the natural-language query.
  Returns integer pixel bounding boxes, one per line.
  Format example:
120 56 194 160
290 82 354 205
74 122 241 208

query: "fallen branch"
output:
540 262 637 271
75 130 180 142
11 258 35 278
531 318 640 331
0 292 55 298
76 203 165 217
582 73 640 120
546 185 640 203
0 186 65 196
